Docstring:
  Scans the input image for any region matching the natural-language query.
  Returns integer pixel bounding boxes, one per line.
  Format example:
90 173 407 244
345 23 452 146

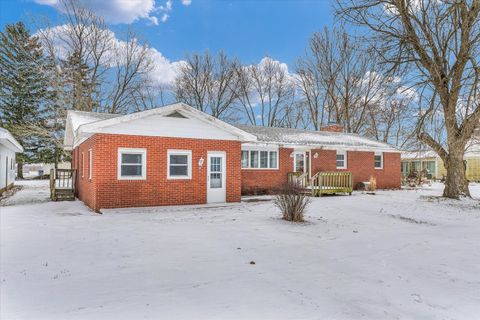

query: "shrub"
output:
367 176 377 193
273 183 311 222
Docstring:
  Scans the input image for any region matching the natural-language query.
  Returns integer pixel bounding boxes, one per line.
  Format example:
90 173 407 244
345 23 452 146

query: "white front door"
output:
207 152 226 203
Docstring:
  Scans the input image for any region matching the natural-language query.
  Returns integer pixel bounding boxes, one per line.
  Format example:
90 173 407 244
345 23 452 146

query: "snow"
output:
68 111 119 132
1 181 480 319
236 124 398 151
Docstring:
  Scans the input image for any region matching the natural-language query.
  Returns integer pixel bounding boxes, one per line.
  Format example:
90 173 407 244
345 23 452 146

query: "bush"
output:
367 176 377 193
273 183 311 222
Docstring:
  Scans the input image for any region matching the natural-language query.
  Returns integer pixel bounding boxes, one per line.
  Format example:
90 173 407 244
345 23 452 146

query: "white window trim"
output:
118 148 147 180
81 152 85 178
88 149 92 180
336 150 347 169
374 151 383 170
167 150 192 180
241 148 279 170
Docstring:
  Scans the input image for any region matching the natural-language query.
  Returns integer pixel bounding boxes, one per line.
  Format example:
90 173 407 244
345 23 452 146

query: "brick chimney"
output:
320 121 344 133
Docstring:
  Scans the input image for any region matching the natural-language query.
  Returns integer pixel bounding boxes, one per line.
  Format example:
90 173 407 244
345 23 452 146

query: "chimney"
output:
320 121 344 133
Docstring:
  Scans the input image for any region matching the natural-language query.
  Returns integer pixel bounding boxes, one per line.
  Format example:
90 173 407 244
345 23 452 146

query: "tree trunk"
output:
17 161 24 179
442 147 470 198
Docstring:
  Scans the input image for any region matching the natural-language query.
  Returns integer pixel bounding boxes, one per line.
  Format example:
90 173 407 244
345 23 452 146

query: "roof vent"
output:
165 111 187 119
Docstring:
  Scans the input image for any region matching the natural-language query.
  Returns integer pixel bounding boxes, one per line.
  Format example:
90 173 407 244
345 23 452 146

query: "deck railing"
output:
287 172 309 188
50 169 76 201
311 171 353 196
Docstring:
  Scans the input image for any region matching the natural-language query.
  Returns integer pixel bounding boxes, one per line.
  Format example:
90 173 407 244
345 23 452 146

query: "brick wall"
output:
241 148 293 194
241 147 401 194
311 149 401 189
72 135 97 210
74 134 241 212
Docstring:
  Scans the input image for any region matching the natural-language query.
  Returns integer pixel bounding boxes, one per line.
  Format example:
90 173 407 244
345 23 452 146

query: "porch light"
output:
198 157 204 167
290 152 294 158
314 152 319 159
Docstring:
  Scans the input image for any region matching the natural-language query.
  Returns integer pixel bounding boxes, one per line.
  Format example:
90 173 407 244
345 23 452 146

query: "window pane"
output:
336 160 344 167
241 151 249 168
269 151 277 168
295 153 304 172
250 151 259 168
122 153 142 164
211 157 221 172
121 165 142 176
210 172 222 188
260 151 268 168
375 155 382 168
336 154 344 161
170 165 188 176
170 154 188 165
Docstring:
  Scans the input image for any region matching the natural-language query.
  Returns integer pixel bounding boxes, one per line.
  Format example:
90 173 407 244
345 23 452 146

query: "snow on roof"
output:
0 127 23 152
401 150 438 159
68 111 120 132
235 125 398 152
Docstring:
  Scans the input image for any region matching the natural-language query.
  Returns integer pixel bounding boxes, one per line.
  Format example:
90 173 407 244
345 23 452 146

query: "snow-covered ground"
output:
1 181 479 320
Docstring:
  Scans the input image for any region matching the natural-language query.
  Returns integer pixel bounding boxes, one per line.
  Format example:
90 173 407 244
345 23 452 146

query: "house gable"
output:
65 103 257 149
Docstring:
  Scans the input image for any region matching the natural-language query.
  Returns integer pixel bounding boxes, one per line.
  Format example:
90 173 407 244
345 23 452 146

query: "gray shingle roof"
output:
235 125 398 152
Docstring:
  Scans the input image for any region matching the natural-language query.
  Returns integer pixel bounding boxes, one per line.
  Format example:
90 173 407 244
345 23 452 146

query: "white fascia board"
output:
245 141 398 153
0 129 23 152
76 103 258 143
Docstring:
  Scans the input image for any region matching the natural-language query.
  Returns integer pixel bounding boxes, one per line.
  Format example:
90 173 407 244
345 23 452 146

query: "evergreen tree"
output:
0 22 53 177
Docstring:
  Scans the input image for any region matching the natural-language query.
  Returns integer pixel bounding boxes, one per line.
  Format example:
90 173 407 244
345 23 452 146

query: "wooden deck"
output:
288 171 353 197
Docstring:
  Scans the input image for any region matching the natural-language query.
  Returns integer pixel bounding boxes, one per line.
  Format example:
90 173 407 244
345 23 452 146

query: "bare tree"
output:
337 0 480 198
297 28 395 133
234 57 296 127
36 0 156 114
174 50 237 119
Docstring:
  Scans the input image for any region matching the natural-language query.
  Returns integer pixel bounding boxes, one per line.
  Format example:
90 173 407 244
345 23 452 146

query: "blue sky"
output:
0 0 334 70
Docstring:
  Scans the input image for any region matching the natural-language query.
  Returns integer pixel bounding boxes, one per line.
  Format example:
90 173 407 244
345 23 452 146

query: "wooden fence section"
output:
50 169 76 201
287 172 309 189
311 171 353 197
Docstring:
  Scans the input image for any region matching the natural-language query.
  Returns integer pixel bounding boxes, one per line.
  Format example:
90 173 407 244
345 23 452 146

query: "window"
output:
167 150 192 179
250 151 259 168
88 149 92 179
81 152 85 178
10 158 13 170
336 151 347 169
269 151 277 168
294 152 305 172
260 151 268 168
374 152 383 169
241 149 279 169
118 148 147 180
241 151 249 168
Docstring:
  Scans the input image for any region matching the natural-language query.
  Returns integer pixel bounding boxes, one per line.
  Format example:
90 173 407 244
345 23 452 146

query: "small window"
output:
374 152 383 169
88 149 92 179
167 150 192 179
10 158 13 170
241 151 249 168
118 148 147 180
336 151 347 169
250 151 259 168
81 152 85 177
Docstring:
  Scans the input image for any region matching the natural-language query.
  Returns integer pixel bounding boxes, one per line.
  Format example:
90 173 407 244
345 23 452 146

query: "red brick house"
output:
64 103 401 212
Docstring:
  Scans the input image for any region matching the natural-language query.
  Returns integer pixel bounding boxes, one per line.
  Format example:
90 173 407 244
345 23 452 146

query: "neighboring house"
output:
0 128 23 192
63 103 401 212
401 141 480 182
23 162 71 178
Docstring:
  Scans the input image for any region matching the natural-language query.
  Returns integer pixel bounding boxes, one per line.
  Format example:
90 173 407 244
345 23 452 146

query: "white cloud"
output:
33 0 191 25
36 24 181 86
